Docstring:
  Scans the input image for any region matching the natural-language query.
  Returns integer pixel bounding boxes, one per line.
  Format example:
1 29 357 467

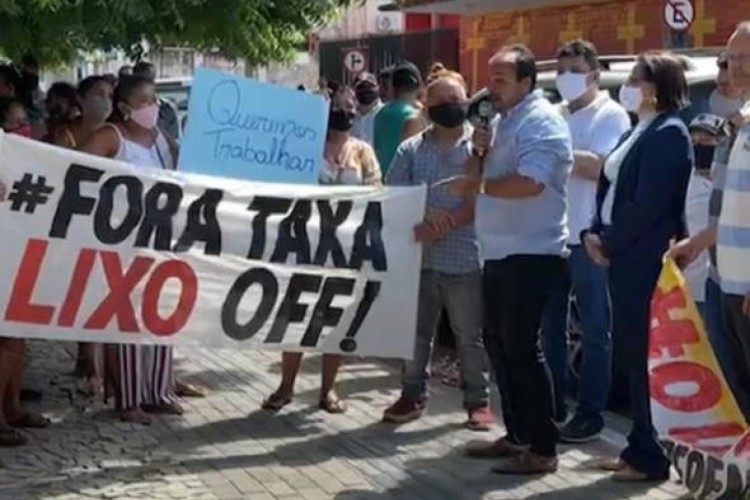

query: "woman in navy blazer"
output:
583 53 693 482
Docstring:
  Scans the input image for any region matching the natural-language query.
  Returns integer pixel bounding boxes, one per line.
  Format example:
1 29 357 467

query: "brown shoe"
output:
491 451 558 475
465 436 528 459
383 397 426 424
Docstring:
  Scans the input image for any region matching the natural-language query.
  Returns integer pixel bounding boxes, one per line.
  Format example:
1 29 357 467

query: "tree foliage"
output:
0 0 355 66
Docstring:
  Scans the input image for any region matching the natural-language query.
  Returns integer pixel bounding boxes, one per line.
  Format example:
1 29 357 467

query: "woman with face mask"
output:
263 87 381 415
46 76 114 395
50 76 113 151
582 53 693 482
81 76 180 425
0 97 51 446
43 82 80 144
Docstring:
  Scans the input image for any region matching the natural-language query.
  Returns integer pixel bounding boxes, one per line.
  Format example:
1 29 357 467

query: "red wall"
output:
406 14 460 32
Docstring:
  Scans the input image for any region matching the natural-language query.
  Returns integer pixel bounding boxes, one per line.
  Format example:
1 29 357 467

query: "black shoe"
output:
559 414 603 444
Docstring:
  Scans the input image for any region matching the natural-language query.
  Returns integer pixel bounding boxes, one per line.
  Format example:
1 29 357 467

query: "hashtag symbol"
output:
8 174 54 214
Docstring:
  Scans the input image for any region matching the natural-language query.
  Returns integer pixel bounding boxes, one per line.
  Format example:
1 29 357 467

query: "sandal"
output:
175 381 206 398
0 428 28 447
262 391 292 411
319 394 347 414
8 412 50 429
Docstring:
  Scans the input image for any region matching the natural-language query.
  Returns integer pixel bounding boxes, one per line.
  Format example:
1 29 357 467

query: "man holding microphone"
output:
451 44 573 475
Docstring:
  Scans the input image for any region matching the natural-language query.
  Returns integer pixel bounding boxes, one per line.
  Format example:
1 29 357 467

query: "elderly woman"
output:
263 87 382 414
583 52 693 482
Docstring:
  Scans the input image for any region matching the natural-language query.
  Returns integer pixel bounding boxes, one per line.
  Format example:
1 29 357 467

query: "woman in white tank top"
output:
81 76 180 425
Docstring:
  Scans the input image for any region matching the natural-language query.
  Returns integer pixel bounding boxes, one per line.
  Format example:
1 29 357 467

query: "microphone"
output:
476 98 496 159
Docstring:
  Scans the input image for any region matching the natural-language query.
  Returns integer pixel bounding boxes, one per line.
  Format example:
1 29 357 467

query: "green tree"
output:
0 0 353 66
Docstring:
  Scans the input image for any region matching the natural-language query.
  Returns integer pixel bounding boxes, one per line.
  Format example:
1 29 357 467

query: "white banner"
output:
0 132 425 359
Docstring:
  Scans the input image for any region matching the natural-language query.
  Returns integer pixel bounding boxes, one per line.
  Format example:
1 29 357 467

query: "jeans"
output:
402 270 490 408
484 255 563 457
541 245 611 427
609 257 670 478
721 293 750 422
705 280 750 418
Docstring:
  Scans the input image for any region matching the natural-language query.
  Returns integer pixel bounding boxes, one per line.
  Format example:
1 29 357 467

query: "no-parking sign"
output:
343 49 367 74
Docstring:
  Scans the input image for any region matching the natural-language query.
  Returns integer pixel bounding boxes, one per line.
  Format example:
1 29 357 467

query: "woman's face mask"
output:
328 108 356 132
82 96 112 123
122 102 159 130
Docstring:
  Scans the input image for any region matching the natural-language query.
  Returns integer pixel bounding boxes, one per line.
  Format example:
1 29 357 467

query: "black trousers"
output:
483 254 564 457
722 293 750 422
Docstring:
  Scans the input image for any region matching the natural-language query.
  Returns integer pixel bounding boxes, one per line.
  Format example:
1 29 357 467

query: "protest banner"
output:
179 69 328 184
649 258 750 499
0 132 425 359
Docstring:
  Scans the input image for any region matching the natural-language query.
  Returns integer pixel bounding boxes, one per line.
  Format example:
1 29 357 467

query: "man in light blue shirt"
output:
452 44 573 475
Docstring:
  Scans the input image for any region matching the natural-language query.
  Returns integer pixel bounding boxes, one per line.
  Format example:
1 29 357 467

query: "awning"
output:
380 0 611 15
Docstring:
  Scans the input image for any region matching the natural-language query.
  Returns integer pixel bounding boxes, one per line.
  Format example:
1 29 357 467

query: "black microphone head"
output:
467 88 496 127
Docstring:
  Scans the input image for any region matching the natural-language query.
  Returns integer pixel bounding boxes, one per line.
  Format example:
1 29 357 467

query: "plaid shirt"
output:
386 127 480 274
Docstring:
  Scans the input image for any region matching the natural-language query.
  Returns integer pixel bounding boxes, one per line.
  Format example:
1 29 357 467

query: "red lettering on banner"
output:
650 361 722 412
669 422 746 455
58 249 96 327
649 286 700 359
4 239 198 336
5 239 55 325
732 432 750 458
84 252 154 332
142 261 198 336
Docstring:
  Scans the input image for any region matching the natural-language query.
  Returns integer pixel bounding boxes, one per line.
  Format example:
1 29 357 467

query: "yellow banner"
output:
649 258 749 499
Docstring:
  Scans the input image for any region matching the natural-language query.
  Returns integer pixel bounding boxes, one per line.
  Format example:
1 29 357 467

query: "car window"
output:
681 80 714 124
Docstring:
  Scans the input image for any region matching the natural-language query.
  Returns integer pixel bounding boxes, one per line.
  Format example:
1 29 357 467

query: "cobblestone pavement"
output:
0 341 689 500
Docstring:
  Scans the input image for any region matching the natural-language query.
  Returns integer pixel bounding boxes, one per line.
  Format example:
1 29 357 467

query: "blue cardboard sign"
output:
178 69 328 184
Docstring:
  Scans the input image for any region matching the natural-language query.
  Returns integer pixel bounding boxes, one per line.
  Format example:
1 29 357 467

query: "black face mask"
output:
328 109 356 132
693 144 716 172
428 102 466 128
356 89 379 107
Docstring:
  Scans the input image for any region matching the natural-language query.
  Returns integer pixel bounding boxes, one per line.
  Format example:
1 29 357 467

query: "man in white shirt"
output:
351 73 383 146
541 40 631 443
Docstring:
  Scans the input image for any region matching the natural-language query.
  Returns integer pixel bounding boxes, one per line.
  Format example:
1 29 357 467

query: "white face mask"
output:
556 72 590 103
619 85 644 113
709 89 745 118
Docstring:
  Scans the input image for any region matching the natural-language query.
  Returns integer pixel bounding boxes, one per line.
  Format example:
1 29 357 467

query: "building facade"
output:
402 0 750 92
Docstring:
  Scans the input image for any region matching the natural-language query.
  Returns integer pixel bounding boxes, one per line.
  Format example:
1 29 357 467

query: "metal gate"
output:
319 29 459 86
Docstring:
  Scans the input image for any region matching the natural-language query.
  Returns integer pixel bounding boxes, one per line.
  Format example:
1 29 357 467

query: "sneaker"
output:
383 396 425 423
559 414 604 444
466 406 494 431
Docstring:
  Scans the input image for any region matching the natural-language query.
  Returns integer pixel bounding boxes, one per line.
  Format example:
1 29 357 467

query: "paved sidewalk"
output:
0 341 689 500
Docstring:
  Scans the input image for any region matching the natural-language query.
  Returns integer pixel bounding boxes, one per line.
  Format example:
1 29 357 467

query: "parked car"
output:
468 53 719 126
155 77 192 137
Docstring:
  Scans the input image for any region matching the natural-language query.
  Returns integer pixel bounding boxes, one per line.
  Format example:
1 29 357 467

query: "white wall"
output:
317 0 403 40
